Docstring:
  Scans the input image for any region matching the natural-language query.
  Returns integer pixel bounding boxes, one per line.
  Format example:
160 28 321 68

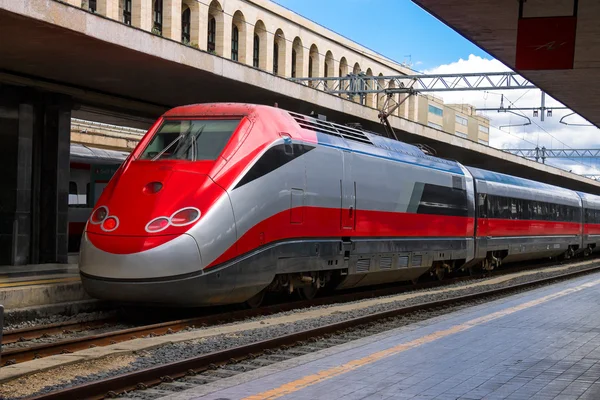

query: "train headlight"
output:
101 216 119 232
170 207 201 226
90 206 108 225
146 217 170 233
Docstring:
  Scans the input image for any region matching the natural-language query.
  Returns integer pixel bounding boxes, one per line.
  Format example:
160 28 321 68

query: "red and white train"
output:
78 103 600 307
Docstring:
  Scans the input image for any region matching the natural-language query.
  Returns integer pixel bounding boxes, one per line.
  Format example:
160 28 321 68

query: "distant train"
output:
68 143 129 252
77 103 600 308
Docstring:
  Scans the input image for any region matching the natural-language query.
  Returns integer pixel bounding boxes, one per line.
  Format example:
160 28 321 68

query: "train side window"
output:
478 193 487 218
510 198 518 220
69 181 78 205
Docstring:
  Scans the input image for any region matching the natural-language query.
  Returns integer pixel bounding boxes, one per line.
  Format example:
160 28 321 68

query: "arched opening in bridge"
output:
207 0 224 55
291 37 303 78
377 73 385 109
324 51 334 89
253 20 267 70
231 26 239 61
253 34 260 67
308 44 319 87
339 57 348 96
231 11 246 63
365 68 374 107
152 0 163 34
181 6 191 44
122 0 132 25
182 0 199 47
273 29 286 76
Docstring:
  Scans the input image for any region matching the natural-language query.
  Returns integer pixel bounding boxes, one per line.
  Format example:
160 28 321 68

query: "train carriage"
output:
577 191 600 255
468 167 583 268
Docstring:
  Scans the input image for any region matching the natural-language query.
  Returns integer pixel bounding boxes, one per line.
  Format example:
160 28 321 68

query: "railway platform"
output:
0 254 91 311
163 271 600 400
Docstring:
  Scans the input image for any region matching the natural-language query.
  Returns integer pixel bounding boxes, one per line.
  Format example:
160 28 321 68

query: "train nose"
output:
79 232 203 280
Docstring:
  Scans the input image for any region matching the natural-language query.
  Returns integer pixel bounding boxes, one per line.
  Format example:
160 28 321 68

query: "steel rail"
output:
27 263 600 400
3 318 116 345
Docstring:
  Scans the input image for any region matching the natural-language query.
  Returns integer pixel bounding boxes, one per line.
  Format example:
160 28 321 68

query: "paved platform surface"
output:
164 271 600 400
0 254 90 310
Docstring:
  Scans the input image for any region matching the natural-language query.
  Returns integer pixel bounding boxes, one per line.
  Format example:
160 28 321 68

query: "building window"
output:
89 0 97 12
207 17 216 52
291 49 297 77
231 26 239 61
273 43 279 74
308 56 313 77
456 115 468 126
123 0 132 25
428 105 443 117
428 121 442 130
479 125 489 134
455 131 468 138
253 34 260 68
153 0 163 33
478 139 489 145
324 62 328 78
182 8 191 44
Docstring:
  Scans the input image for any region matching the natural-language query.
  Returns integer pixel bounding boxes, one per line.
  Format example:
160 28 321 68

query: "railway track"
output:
1 256 595 366
22 262 600 400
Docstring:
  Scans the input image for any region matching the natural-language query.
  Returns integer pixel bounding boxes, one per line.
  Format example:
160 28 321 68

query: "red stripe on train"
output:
207 207 475 268
477 218 580 237
584 223 600 235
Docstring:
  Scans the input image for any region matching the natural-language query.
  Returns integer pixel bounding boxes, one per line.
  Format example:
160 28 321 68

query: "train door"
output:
341 150 356 230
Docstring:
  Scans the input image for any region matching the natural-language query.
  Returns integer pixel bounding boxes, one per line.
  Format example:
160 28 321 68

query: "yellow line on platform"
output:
0 276 80 288
243 278 600 400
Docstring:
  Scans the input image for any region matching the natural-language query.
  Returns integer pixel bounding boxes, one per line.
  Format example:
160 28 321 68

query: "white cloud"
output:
424 55 600 175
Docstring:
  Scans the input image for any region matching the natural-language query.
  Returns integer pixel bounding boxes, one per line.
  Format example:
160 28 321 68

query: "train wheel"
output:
297 285 319 300
435 265 446 281
244 290 265 309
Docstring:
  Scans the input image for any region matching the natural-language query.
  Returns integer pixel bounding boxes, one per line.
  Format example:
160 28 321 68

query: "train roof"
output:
467 166 571 191
467 166 581 206
286 110 466 175
576 190 600 209
163 103 467 175
70 143 129 165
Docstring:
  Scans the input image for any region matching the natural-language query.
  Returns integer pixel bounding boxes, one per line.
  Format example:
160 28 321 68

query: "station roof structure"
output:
413 0 600 129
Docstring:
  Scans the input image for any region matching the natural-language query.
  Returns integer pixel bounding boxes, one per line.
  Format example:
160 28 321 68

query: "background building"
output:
64 0 489 143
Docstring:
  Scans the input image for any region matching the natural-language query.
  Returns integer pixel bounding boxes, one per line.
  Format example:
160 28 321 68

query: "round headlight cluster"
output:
145 207 201 233
89 206 119 232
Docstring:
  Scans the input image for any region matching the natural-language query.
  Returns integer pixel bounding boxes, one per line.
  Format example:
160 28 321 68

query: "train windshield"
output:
139 119 241 161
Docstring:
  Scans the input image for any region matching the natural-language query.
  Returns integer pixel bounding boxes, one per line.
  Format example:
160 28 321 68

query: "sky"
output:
274 0 600 176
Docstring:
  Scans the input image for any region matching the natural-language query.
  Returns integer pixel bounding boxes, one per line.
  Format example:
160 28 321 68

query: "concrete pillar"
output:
276 36 289 77
222 13 232 61
264 32 273 74
0 88 33 266
163 0 182 41
0 86 71 266
132 0 152 31
97 0 119 19
243 29 254 67
39 95 71 264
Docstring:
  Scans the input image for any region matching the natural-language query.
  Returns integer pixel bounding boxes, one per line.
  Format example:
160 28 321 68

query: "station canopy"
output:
413 0 600 129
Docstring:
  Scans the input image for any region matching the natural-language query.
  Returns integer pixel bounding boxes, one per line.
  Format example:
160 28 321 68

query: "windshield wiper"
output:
151 132 186 161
